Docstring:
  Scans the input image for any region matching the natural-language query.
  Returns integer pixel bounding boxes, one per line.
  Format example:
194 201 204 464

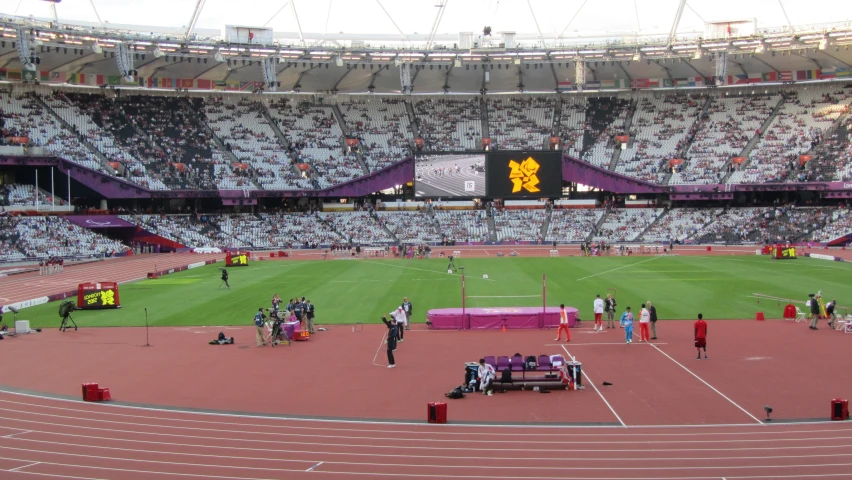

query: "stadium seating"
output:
488 98 554 151
432 210 490 243
0 92 105 174
546 208 604 243
559 99 587 158
592 208 664 242
2 184 66 207
267 99 363 188
493 208 546 242
811 208 852 242
377 211 441 244
122 214 231 248
641 208 721 242
671 94 780 185
1 216 129 260
691 207 771 243
580 97 632 169
339 99 412 171
413 98 482 151
617 94 704 182
318 211 394 244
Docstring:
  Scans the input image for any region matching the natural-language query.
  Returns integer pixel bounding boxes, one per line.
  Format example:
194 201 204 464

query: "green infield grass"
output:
17 255 852 328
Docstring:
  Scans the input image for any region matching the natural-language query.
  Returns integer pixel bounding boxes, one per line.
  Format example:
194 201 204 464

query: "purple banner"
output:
66 216 137 228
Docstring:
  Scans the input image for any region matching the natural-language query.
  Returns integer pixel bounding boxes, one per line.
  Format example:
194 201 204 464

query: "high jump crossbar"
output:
461 274 546 314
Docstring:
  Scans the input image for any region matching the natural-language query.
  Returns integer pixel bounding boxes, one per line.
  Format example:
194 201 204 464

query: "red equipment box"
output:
832 399 848 421
82 383 99 401
428 402 447 424
294 331 310 341
98 388 111 402
77 282 121 309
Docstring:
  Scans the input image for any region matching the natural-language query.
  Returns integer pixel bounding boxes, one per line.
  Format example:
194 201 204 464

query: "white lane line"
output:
3 430 31 438
8 461 40 471
561 345 626 427
648 343 764 425
372 331 388 367
575 257 661 281
306 461 324 472
544 343 668 346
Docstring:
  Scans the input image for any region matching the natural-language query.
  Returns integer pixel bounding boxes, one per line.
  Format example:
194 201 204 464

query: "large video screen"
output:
485 151 562 198
414 153 486 198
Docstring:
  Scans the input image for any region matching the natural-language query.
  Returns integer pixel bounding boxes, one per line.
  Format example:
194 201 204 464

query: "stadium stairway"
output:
487 209 498 243
480 97 490 141
721 94 787 184
587 208 611 242
637 207 670 241
549 99 563 150
404 102 421 140
788 110 851 182
539 203 554 240
331 104 352 137
662 96 713 185
608 99 637 171
34 95 115 175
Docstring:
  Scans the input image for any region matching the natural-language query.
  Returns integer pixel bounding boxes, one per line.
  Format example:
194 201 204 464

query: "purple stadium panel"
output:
427 307 578 330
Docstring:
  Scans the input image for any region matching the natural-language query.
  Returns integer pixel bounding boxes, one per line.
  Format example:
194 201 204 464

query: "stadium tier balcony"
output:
432 210 490 243
488 97 555 151
257 212 341 247
617 94 704 183
267 99 362 188
580 97 632 168
546 208 604 242
729 87 852 184
3 184 67 207
340 99 412 171
641 208 721 243
816 116 852 182
413 98 482 151
318 211 394 244
377 211 441 244
5 216 129 259
493 208 546 242
0 92 104 173
671 94 780 185
592 208 664 242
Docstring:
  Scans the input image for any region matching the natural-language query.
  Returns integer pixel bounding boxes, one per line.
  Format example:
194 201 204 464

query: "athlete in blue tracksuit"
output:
620 307 634 344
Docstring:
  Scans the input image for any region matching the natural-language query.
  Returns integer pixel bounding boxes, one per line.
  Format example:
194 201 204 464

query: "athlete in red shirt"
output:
694 314 707 360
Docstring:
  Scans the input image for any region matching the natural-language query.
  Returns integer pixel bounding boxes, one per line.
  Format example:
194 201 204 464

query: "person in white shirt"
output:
554 303 571 342
593 294 605 332
477 358 496 395
638 303 651 342
390 306 407 342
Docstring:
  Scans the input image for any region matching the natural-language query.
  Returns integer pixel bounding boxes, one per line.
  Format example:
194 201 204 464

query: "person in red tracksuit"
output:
638 304 651 342
554 304 571 342
694 314 708 360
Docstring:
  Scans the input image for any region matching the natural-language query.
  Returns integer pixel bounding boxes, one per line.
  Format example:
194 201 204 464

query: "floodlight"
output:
92 44 102 54
214 51 225 62
152 47 164 58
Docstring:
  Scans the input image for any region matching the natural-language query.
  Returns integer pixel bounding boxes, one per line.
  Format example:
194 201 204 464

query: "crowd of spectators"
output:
0 216 128 260
640 207 721 242
377 211 441 244
591 208 664 242
413 98 482 151
340 99 412 171
432 210 490 243
580 97 632 168
488 97 554 151
492 208 545 242
546 208 603 242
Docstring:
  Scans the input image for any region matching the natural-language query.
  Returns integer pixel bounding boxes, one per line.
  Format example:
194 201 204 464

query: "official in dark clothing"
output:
293 300 304 328
648 301 658 339
381 316 397 368
808 294 820 330
402 297 413 331
305 300 315 334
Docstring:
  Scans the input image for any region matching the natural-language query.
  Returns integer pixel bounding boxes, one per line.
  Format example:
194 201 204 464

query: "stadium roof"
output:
0 0 851 93
3 0 849 44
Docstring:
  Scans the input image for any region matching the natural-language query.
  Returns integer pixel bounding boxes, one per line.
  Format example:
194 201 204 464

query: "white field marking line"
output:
575 256 661 281
8 462 40 472
0 470 98 480
2 397 845 439
306 461 323 472
372 331 388 367
0 391 849 435
484 250 490 256
6 410 850 449
7 426 852 460
561 345 626 427
3 445 852 476
361 260 495 281
3 430 31 438
648 342 763 425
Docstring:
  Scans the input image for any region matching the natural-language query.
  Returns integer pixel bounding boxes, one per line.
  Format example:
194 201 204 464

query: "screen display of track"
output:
414 153 486 197
485 151 562 198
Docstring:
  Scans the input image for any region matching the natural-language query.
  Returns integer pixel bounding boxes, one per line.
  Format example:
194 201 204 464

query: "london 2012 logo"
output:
508 157 541 193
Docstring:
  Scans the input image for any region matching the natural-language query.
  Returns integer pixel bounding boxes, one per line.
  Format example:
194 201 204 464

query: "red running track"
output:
0 390 851 479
